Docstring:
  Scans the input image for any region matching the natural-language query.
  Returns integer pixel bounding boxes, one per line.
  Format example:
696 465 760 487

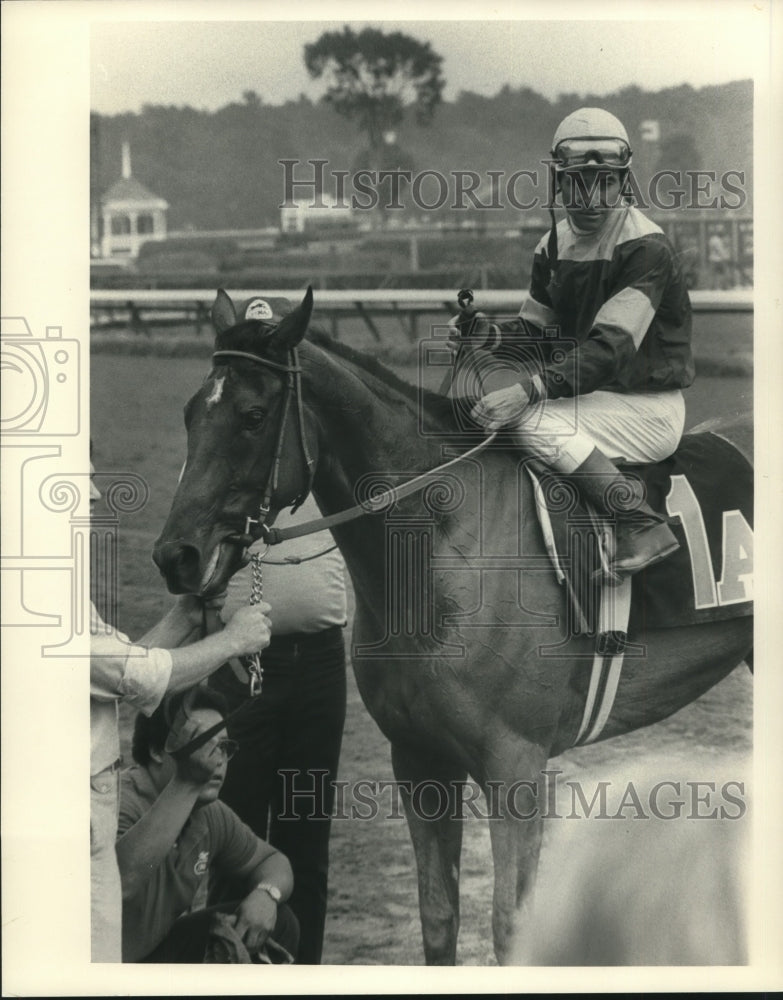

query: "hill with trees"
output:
91 79 752 231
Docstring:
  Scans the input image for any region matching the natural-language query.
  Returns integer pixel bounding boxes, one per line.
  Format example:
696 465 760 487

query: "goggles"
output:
552 137 632 171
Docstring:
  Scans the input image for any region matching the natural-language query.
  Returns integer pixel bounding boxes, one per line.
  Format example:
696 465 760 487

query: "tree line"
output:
91 78 752 231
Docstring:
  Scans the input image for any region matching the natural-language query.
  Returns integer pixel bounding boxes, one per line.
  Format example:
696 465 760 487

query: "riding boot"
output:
567 447 680 583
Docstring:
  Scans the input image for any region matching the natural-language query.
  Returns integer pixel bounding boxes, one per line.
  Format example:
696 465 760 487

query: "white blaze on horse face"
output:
177 459 187 485
205 376 226 409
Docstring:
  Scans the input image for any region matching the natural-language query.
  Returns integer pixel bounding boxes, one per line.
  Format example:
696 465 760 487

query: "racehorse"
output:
153 287 753 965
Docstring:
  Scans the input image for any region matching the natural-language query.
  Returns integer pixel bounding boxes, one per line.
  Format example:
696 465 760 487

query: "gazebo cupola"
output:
100 142 168 258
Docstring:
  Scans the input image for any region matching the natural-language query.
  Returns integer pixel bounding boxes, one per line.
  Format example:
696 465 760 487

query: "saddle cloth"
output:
531 430 753 633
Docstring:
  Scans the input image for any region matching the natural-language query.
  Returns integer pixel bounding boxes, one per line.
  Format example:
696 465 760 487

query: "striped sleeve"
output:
592 286 655 348
541 235 673 398
519 246 558 332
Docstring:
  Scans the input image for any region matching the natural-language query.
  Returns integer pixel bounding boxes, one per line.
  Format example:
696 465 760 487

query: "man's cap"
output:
236 295 293 327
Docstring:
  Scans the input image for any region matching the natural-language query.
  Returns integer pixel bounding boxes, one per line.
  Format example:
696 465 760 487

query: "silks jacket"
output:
515 204 694 399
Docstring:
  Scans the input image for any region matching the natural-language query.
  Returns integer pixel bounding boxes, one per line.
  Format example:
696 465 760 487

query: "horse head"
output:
152 287 316 596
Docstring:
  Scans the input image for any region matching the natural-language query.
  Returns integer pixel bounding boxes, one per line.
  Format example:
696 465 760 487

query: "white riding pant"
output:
511 389 685 473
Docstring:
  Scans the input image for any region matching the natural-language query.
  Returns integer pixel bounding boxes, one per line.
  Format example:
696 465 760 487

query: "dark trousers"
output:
209 625 347 964
141 901 299 963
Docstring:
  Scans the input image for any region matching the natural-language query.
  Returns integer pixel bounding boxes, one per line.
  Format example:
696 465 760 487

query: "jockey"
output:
467 107 694 581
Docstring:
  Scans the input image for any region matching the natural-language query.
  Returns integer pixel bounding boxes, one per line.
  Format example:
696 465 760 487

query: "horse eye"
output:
242 408 266 431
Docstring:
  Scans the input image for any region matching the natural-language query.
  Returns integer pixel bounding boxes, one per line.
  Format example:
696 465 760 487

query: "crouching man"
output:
116 686 299 963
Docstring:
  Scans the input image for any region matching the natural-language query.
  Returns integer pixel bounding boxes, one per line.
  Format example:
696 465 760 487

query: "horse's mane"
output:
306 327 457 421
215 319 460 426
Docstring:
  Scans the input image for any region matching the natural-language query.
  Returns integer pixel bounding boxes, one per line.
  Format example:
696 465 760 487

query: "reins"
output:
170 341 497 760
215 344 498 550
250 431 498 547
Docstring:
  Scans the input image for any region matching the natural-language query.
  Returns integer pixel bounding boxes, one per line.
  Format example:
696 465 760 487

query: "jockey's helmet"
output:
551 108 632 173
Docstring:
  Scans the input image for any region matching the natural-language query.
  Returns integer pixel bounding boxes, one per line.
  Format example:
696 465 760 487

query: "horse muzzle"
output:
152 536 244 596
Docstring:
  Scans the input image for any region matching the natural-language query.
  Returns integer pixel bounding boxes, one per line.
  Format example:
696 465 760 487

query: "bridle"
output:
213 343 498 551
172 340 497 758
212 346 315 544
165 345 314 758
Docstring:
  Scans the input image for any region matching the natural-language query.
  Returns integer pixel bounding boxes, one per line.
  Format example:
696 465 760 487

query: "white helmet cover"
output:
551 108 632 171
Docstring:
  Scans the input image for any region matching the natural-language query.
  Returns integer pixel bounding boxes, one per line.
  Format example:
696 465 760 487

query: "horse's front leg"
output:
481 736 550 965
391 743 466 965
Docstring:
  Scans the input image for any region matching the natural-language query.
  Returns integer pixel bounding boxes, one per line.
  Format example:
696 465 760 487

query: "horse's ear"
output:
211 289 237 334
267 286 313 352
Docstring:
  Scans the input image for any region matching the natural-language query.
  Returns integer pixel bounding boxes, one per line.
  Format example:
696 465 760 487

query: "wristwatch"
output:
254 881 282 904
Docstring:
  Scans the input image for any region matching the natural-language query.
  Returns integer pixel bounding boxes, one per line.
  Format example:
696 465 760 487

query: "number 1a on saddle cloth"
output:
534 430 753 633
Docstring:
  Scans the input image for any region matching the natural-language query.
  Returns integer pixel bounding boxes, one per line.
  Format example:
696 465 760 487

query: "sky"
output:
90 10 764 115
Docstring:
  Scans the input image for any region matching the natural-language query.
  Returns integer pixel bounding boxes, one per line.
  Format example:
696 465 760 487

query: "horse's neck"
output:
306 348 446 507
304 346 450 594
301 348 557 643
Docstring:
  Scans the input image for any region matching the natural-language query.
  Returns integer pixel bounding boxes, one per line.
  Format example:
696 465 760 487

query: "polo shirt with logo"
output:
118 765 268 961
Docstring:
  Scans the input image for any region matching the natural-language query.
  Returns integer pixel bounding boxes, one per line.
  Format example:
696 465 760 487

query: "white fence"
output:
90 288 753 341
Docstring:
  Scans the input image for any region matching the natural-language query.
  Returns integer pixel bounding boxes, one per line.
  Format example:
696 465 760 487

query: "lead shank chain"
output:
242 552 265 696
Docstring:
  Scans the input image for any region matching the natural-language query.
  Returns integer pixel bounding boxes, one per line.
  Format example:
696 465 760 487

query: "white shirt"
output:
90 603 172 774
222 495 347 635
